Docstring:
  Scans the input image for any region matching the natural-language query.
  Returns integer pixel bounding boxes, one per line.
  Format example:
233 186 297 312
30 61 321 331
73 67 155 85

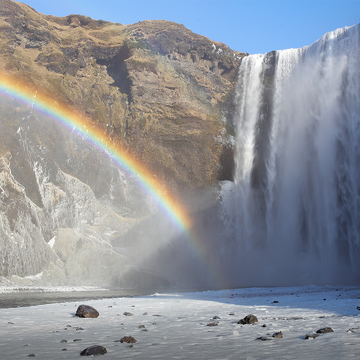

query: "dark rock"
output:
120 336 137 344
256 336 271 341
62 349 67 351
80 345 107 356
77 57 86 68
73 339 82 342
262 324 267 327
27 355 36 357
207 322 218 326
138 325 145 328
237 314 258 325
61 339 67 343
356 306 360 310
123 312 133 316
272 331 283 338
229 312 235 316
213 316 220 319
75 305 99 318
305 333 320 340
76 327 84 330
316 327 334 334
347 327 359 333
272 301 279 304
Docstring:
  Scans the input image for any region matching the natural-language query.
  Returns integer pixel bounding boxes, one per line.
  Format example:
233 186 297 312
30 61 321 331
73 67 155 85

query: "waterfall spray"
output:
229 24 360 286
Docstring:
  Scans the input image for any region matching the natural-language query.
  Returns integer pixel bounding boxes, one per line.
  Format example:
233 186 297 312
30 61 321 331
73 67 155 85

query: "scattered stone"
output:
62 349 67 351
256 336 271 341
213 316 220 320
262 324 267 328
356 306 360 311
141 329 148 332
229 312 235 316
138 325 145 329
316 327 334 334
272 301 279 304
123 312 133 316
152 314 162 317
27 354 36 357
237 314 258 325
305 332 320 340
152 322 158 325
120 336 137 344
80 345 107 356
108 306 112 308
8 322 14 324
66 325 71 327
207 322 218 326
61 340 67 343
75 305 99 318
76 327 84 331
272 331 283 338
64 328 68 330
347 327 359 333
73 339 82 342
143 312 148 315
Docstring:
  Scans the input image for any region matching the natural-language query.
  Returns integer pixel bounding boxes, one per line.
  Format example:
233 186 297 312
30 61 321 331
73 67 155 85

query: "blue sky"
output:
19 0 360 54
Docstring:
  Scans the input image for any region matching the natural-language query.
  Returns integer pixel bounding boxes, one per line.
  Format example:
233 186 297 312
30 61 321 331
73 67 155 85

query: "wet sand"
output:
0 287 203 308
0 289 155 308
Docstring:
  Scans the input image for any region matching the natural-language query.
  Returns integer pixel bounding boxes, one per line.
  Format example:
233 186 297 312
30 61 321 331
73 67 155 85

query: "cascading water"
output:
229 24 360 286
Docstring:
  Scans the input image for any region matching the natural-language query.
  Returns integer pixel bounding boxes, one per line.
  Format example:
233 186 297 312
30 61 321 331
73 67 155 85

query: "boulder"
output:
316 327 334 334
80 345 107 356
305 332 320 340
272 331 283 338
75 305 99 318
120 336 137 344
237 314 258 325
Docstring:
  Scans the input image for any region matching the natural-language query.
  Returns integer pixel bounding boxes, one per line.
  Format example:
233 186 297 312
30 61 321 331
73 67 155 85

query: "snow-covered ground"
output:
1 285 360 359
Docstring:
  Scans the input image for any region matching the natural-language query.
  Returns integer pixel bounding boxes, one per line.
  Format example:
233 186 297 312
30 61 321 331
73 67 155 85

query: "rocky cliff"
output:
1 0 247 190
0 0 246 288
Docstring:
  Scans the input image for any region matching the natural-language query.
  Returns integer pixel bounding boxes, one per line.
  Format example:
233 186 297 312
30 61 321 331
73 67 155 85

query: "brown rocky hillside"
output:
0 0 247 193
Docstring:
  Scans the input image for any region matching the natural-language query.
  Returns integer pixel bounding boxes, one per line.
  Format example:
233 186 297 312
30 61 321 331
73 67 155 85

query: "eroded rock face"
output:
0 0 247 288
0 0 247 192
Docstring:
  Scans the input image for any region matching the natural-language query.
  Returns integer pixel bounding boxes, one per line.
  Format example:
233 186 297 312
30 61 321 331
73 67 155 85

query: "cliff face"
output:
0 0 246 287
0 0 246 190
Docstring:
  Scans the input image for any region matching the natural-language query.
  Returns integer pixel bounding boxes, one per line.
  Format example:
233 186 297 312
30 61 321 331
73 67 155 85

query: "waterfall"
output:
230 24 360 286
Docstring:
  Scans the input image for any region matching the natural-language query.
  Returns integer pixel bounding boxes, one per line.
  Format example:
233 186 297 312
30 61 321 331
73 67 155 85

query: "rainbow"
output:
0 73 227 289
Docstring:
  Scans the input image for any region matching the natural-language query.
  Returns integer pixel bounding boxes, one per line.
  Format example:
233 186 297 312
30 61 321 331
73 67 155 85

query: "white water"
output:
228 24 360 286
